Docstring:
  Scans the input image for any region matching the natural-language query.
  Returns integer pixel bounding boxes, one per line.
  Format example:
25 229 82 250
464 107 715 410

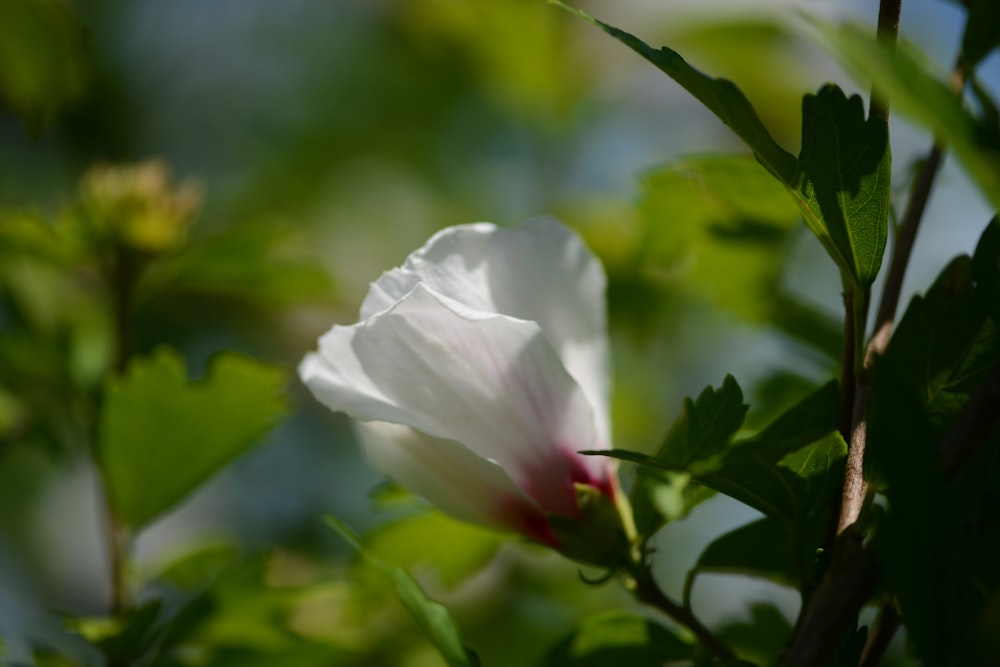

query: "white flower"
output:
299 218 614 545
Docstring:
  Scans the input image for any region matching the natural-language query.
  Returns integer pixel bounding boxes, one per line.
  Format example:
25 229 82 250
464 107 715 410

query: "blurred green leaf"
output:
638 155 841 357
694 517 802 589
810 20 1000 212
143 224 330 306
716 603 793 666
558 4 797 183
325 516 480 667
98 347 287 529
364 512 501 589
794 84 890 287
546 610 692 666
0 0 89 135
630 375 747 538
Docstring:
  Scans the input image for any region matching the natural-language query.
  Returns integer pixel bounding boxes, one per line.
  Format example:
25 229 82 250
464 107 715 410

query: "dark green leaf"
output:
556 4 797 183
794 84 891 286
811 20 1000 212
868 236 1000 664
629 375 747 537
698 429 845 525
610 381 843 527
962 0 1000 71
694 517 802 589
546 610 692 666
98 347 287 529
973 217 1000 324
324 516 480 667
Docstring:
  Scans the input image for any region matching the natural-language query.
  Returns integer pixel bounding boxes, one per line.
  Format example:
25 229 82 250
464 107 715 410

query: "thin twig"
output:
859 596 901 667
630 563 735 660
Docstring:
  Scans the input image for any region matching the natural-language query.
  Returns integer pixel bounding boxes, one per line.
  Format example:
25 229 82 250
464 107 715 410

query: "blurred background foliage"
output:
0 0 996 665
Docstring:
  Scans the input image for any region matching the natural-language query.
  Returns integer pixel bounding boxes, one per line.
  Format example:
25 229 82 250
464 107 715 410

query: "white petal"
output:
300 283 606 516
359 219 610 445
355 422 554 542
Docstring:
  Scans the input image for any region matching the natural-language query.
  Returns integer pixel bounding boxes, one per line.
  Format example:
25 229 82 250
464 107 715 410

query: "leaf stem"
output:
104 243 136 615
628 561 735 660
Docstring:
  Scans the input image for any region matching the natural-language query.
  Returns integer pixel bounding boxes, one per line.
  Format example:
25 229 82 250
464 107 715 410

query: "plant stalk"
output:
629 563 735 660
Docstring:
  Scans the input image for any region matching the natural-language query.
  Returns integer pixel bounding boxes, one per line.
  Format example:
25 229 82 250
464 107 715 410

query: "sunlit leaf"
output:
557 3 797 183
630 375 747 537
325 516 480 667
794 84 891 286
809 20 1000 212
98 347 287 529
546 610 693 666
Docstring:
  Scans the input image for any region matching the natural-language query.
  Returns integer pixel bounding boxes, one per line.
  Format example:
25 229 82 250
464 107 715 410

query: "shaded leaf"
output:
868 229 1000 664
0 0 89 135
794 84 891 286
694 517 802 589
98 347 287 529
557 4 796 183
961 0 1000 71
546 610 692 666
716 603 794 666
325 516 480 667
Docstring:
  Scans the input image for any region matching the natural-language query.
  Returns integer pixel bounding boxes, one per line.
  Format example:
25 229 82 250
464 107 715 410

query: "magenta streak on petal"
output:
495 496 558 546
517 444 612 519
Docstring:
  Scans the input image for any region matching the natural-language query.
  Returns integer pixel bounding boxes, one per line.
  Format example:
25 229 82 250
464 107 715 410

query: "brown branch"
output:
859 596 901 667
869 0 902 121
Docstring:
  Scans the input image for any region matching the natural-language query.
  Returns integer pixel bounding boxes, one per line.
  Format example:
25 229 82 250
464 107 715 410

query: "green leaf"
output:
716 603 794 667
652 375 748 468
810 20 1000 212
546 610 693 666
973 217 1000 324
556 3 797 183
609 381 844 527
325 516 480 667
693 517 803 589
98 347 287 529
363 512 501 589
867 233 1000 664
630 375 747 537
794 84 891 286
